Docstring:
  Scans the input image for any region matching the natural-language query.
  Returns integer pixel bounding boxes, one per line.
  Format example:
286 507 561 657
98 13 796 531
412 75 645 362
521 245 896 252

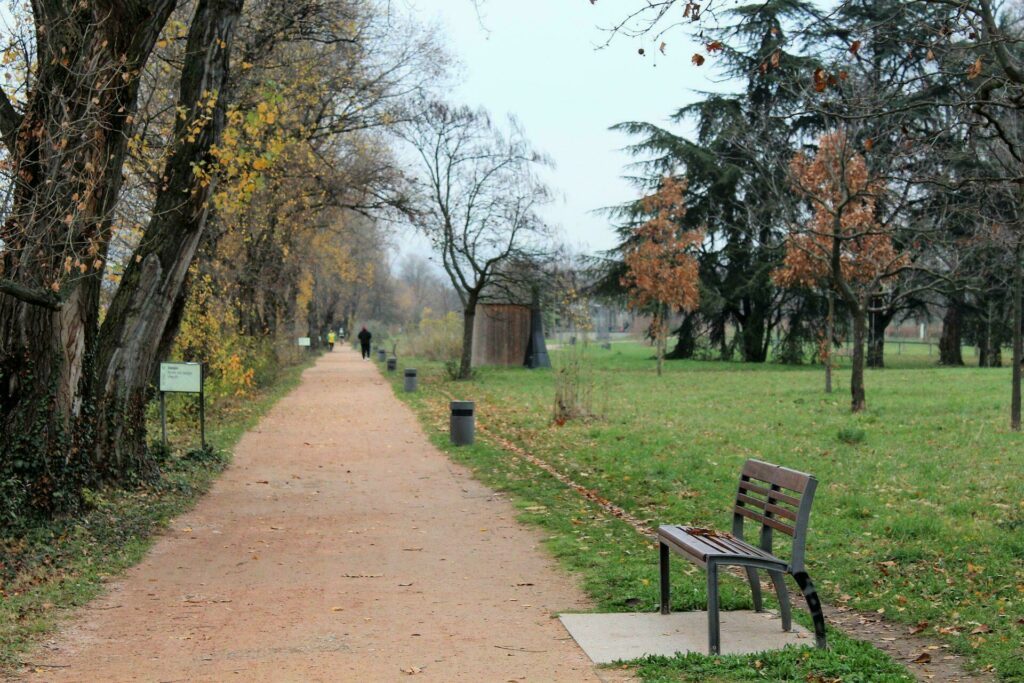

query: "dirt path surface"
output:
21 349 604 682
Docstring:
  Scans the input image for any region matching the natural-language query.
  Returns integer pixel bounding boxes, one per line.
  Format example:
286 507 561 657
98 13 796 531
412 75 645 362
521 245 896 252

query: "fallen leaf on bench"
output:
686 527 729 539
911 653 931 664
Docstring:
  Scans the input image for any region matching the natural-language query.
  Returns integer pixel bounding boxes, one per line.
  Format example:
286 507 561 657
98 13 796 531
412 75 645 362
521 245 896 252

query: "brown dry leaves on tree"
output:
621 175 701 374
774 130 905 290
621 175 701 314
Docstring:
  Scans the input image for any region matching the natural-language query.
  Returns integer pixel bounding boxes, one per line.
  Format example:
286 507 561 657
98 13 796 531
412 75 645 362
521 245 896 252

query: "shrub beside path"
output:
21 349 603 682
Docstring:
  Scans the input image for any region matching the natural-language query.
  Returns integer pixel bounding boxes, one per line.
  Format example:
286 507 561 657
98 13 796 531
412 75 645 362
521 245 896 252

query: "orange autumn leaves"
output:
775 130 906 290
621 176 702 316
621 132 903 328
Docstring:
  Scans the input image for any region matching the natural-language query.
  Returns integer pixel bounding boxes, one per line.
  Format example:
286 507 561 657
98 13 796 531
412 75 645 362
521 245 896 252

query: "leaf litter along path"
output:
20 349 616 682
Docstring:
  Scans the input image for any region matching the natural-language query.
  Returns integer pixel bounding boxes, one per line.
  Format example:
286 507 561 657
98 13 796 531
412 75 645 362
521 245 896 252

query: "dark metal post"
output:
199 363 206 450
404 368 418 392
386 357 397 372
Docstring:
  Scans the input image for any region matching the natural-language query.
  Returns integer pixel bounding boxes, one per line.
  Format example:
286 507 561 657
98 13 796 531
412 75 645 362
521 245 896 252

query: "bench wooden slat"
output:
738 481 801 507
736 493 798 520
658 525 782 564
742 460 809 493
735 505 796 536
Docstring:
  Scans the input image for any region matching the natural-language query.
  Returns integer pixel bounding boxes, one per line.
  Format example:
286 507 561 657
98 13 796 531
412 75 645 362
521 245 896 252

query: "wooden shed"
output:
471 304 531 367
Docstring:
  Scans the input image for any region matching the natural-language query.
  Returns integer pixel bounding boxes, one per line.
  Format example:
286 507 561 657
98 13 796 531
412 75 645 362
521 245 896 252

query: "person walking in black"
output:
357 326 372 360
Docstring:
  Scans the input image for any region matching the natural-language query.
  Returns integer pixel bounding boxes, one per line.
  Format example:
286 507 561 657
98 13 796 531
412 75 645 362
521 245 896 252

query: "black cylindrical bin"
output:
404 368 418 392
450 401 475 446
377 348 386 362
386 357 397 372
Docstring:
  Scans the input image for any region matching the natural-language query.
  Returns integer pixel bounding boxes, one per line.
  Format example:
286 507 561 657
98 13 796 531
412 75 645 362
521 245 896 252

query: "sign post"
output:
199 363 206 449
159 362 206 451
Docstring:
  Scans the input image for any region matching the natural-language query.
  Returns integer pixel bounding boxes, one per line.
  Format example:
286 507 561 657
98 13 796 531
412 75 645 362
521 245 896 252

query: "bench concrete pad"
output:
559 611 812 664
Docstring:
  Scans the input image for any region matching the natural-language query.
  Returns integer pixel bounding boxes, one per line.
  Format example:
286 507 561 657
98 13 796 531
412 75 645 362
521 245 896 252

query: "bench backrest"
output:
731 459 817 573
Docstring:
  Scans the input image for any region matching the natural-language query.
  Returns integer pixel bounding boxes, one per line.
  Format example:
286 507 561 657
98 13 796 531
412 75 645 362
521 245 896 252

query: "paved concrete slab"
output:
559 611 813 664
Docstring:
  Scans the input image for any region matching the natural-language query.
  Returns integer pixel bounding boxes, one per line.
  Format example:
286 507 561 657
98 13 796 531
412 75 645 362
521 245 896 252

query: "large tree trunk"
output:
92 0 243 476
1013 246 1022 431
980 299 1002 368
867 304 893 369
458 293 479 380
667 313 696 359
738 300 769 363
0 1 177 512
850 306 867 413
939 297 964 366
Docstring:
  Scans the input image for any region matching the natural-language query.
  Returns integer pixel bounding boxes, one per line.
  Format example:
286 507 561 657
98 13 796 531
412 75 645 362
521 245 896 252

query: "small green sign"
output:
159 362 203 393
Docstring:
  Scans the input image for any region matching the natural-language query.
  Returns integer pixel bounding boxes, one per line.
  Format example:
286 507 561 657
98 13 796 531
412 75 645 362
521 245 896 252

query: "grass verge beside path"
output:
0 354 319 671
388 345 1023 682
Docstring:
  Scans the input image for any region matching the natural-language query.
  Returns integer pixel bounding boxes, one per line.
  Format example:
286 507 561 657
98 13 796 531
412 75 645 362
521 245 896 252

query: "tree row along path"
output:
20 349 606 682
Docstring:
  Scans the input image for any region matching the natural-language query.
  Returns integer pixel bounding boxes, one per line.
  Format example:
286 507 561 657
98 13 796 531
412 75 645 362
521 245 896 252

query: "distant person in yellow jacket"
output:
327 331 336 351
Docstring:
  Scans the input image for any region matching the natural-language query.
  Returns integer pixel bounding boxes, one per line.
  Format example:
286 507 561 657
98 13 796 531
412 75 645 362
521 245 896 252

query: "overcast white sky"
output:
400 0 729 257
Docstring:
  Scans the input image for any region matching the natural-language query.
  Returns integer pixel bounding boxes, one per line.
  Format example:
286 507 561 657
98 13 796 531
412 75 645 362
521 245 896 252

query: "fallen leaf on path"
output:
255 480 269 485
909 620 928 635
402 547 423 552
270 526 284 531
331 607 344 612
912 653 931 664
398 582 413 587
400 666 423 675
341 573 383 578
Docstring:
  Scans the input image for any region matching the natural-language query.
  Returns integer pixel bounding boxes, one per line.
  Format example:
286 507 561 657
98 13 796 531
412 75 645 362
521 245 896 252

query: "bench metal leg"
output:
768 570 791 631
744 567 762 612
793 571 827 649
659 542 670 615
707 562 720 655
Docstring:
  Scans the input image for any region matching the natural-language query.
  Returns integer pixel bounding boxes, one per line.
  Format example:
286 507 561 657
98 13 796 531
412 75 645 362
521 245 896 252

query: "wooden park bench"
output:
658 459 826 654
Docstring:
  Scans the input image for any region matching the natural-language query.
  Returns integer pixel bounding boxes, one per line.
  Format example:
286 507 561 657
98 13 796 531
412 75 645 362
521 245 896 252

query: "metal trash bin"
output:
386 357 397 372
404 368 418 392
450 401 475 446
377 348 386 362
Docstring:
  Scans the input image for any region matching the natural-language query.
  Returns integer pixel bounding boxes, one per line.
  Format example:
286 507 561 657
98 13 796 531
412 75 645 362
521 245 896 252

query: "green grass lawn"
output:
0 355 318 671
390 342 1024 682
